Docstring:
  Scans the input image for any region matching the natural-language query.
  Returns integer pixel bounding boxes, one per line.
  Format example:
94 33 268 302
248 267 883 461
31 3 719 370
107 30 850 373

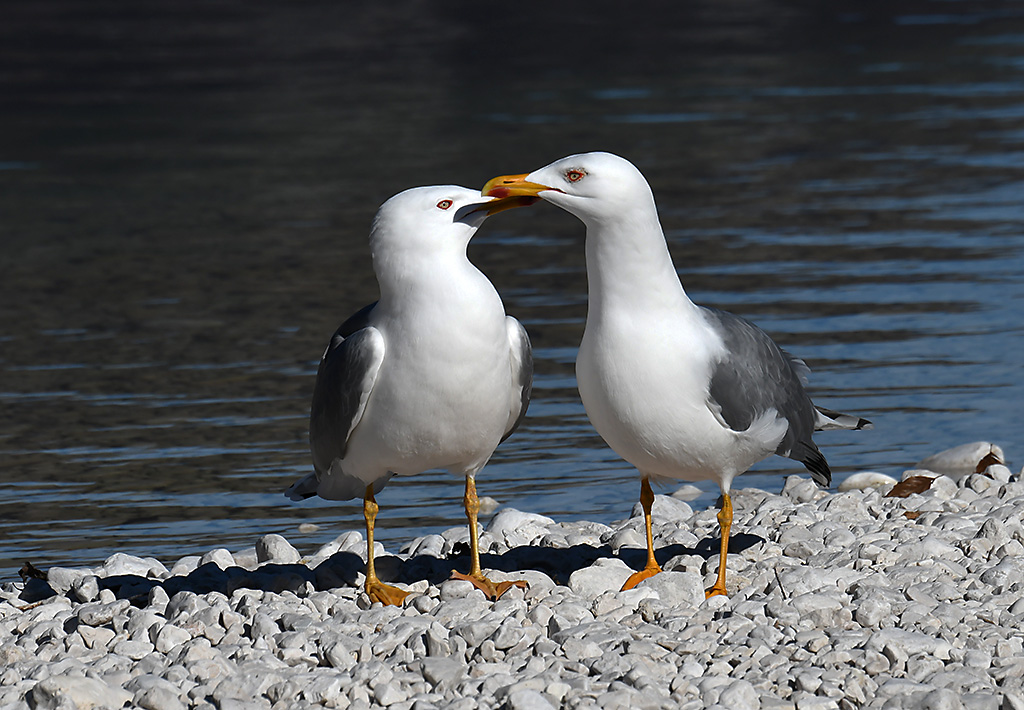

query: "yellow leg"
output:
363 486 410 606
449 475 528 600
621 476 663 590
705 492 733 598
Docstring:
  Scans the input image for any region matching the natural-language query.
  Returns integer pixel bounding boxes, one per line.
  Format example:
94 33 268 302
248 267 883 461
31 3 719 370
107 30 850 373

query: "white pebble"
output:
916 441 1004 477
506 689 556 710
256 534 301 565
838 472 898 492
199 548 235 570
31 675 132 710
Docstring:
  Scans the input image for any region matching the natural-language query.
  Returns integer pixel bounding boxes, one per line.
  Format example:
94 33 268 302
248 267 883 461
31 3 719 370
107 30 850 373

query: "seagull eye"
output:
566 169 586 183
436 199 453 210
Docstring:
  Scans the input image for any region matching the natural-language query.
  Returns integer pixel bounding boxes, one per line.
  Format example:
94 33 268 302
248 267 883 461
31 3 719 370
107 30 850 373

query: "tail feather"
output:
814 406 872 432
285 472 320 501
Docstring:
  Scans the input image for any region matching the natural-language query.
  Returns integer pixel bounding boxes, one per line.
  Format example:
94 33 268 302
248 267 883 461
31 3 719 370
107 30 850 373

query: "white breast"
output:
344 281 512 479
577 306 781 485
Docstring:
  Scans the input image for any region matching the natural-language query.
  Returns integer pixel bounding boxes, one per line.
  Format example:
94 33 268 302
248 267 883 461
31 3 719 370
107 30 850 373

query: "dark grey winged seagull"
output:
484 152 870 597
287 185 535 605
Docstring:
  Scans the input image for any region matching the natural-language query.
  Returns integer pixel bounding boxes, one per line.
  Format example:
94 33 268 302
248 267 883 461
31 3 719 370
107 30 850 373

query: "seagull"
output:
483 152 870 597
286 185 536 605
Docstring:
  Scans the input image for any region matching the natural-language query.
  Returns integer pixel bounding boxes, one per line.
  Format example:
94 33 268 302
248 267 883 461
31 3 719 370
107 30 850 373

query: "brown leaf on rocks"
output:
886 476 935 498
976 452 1002 473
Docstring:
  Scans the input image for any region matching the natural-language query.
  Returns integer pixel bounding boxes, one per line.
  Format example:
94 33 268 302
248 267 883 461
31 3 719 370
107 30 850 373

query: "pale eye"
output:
436 199 453 210
566 169 585 183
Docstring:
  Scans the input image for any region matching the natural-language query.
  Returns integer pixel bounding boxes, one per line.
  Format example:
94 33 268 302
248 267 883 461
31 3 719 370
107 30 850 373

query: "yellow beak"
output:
481 173 557 200
475 193 540 216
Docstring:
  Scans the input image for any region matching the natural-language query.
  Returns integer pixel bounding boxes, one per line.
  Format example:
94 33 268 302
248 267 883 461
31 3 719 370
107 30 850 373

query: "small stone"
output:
154 624 192 653
298 522 320 534
31 676 132 710
924 476 959 500
148 585 170 612
486 508 556 547
112 638 156 660
103 552 163 578
77 599 130 627
783 476 826 503
231 547 259 570
865 628 952 660
506 689 556 710
165 591 202 621
256 534 301 565
303 675 345 706
477 496 500 516
791 592 850 627
72 575 100 603
917 442 1004 477
856 598 892 627
323 642 356 670
671 484 703 501
918 688 963 710
635 571 704 608
985 464 1013 483
170 556 201 577
78 625 116 650
46 567 90 595
718 679 760 710
135 686 188 710
491 619 526 650
200 548 235 570
838 472 899 492
439 579 478 601
568 558 632 598
629 494 693 522
418 657 466 689
374 682 407 706
982 558 1024 589
454 616 502 647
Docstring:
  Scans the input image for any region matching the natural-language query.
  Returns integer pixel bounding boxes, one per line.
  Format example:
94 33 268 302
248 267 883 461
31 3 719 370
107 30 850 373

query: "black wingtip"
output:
799 445 832 488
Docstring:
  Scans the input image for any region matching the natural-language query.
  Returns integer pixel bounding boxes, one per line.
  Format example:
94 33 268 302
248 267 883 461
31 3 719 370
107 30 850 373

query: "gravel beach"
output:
3 450 1023 710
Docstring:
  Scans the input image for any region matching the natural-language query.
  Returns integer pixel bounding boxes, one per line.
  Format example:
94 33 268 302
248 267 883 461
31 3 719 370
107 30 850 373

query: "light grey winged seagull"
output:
483 152 870 597
286 185 536 605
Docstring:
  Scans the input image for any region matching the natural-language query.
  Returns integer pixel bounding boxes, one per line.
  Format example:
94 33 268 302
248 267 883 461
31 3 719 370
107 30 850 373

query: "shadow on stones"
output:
26 533 764 604
49 554 364 605
691 532 764 559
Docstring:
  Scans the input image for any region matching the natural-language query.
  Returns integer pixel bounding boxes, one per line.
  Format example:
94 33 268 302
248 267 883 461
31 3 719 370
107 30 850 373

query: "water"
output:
2 0 1023 581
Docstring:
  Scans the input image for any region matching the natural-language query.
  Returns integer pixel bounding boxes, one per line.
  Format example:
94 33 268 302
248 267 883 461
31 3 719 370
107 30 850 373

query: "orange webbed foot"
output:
704 583 728 599
366 580 411 607
620 562 663 591
450 570 528 601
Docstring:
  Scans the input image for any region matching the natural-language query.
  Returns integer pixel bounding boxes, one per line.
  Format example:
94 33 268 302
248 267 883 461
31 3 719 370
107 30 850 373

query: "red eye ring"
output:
566 170 585 183
436 199 453 210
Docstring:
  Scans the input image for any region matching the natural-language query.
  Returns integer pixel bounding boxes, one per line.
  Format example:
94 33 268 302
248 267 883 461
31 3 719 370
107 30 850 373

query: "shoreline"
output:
2 454 1022 710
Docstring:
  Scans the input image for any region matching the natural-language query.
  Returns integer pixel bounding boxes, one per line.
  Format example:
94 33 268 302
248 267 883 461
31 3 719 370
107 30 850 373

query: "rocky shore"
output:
2 446 1023 710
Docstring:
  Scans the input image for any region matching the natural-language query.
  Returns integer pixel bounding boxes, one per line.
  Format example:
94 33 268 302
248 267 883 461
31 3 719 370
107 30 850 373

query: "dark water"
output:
2 0 1023 580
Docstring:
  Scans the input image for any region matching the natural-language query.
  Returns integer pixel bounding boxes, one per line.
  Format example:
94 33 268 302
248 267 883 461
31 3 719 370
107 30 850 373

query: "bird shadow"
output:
400 530 765 587
19 532 765 605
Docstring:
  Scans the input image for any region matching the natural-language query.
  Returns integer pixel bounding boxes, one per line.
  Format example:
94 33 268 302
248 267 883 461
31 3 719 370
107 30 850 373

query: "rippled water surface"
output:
2 1 1023 579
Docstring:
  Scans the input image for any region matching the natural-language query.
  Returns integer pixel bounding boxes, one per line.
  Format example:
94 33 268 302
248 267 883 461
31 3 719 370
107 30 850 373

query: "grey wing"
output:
702 307 830 486
308 312 386 478
500 316 533 443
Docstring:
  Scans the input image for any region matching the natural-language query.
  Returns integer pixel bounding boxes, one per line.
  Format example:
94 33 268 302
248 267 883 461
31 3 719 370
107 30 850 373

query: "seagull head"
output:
481 152 656 227
371 185 537 253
